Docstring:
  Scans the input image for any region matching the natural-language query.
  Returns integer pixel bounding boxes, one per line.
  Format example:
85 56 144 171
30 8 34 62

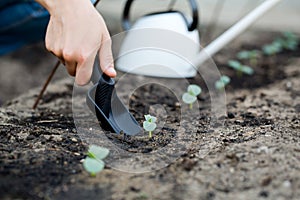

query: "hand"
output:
35 0 116 85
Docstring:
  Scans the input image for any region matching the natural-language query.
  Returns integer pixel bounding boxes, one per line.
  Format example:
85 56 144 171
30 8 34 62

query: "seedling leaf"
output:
262 41 282 55
144 114 157 123
83 157 105 176
228 60 242 70
144 114 152 122
187 84 202 96
88 145 109 160
283 32 297 40
220 75 230 84
143 114 157 138
215 75 231 90
182 93 197 104
237 51 249 60
241 65 254 75
143 121 157 132
215 80 225 90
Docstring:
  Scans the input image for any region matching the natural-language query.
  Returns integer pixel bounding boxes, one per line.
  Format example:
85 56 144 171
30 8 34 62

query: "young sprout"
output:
215 75 231 91
262 32 299 56
280 32 299 51
262 41 282 56
237 50 260 67
182 84 202 109
143 114 157 138
228 60 254 77
83 145 109 177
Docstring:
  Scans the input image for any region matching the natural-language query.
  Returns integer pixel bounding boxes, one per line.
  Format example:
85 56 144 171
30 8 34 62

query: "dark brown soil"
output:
0 31 299 200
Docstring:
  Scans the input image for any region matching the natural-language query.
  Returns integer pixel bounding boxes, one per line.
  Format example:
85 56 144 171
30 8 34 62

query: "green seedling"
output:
182 84 202 109
278 32 299 51
237 50 260 67
215 75 231 91
83 145 109 177
262 32 299 56
262 40 282 56
143 114 157 138
228 60 254 77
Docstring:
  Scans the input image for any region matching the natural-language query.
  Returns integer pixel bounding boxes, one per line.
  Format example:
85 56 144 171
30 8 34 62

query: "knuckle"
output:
77 51 89 63
62 50 73 61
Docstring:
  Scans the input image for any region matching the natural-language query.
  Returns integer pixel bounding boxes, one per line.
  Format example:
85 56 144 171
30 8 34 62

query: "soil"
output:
0 31 299 200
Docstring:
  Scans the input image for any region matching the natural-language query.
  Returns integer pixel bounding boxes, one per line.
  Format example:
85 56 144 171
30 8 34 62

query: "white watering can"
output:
116 0 200 78
116 0 283 78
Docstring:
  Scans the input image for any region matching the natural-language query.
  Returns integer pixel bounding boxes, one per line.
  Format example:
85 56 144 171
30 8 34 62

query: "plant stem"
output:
189 103 193 110
90 172 96 177
88 152 96 159
149 131 152 138
237 70 243 78
250 58 257 67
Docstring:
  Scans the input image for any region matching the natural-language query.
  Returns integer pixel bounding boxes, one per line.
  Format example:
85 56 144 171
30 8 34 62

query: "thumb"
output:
99 36 116 78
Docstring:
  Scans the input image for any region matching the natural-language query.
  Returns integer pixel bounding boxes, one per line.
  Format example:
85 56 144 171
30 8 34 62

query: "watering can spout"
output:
192 0 283 68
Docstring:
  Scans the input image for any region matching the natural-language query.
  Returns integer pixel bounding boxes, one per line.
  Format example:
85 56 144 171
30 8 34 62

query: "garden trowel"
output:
86 59 142 136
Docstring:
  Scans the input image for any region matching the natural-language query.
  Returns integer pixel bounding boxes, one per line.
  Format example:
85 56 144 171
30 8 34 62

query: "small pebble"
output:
283 180 291 188
175 102 181 107
26 135 35 141
259 191 269 198
257 146 269 154
227 112 235 119
261 176 272 186
71 138 78 143
286 81 292 90
70 178 76 183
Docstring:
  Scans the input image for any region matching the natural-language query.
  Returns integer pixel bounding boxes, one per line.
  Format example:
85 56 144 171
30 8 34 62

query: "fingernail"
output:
106 67 117 77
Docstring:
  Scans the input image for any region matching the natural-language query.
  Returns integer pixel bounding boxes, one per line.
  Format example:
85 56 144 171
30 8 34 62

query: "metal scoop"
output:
86 59 142 136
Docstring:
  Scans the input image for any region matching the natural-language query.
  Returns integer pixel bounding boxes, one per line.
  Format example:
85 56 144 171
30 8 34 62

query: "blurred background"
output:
0 0 299 105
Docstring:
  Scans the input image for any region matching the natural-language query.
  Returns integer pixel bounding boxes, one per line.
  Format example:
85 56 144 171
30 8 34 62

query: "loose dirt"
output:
0 31 299 200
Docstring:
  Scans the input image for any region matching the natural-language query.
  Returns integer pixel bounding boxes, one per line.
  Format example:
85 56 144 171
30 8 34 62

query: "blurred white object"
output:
116 0 200 78
116 0 282 78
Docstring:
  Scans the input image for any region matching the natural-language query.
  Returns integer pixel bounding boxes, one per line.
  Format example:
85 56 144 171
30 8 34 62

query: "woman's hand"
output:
35 0 116 85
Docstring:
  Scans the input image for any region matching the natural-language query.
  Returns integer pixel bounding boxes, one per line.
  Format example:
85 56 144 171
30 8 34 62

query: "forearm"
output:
34 0 95 15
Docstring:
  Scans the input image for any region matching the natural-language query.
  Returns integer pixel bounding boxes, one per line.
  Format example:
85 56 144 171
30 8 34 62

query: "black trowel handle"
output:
95 74 115 119
87 57 142 135
92 58 116 118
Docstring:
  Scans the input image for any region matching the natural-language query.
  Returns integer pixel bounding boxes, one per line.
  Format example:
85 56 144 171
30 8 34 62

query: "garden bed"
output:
0 31 299 200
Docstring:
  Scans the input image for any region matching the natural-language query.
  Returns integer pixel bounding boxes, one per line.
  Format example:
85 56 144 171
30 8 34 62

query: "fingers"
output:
75 51 97 86
44 12 116 86
65 60 77 76
99 34 116 78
